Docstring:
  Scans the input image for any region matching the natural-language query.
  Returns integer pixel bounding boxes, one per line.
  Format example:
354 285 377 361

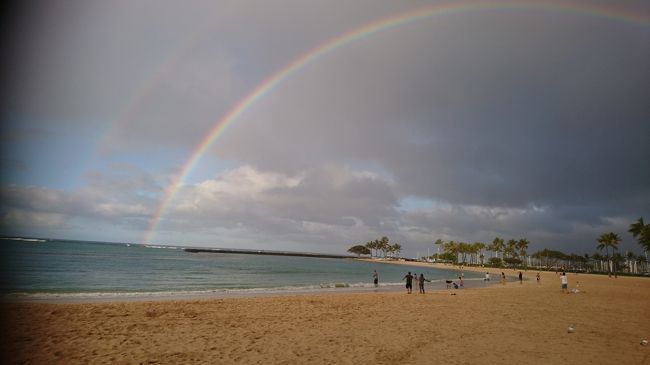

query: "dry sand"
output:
2 267 649 364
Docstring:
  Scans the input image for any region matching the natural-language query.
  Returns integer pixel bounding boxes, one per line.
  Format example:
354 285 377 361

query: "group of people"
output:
372 268 572 294
402 271 431 294
372 270 432 294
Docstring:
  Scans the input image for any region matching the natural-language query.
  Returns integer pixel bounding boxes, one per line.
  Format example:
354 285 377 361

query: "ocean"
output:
0 238 485 301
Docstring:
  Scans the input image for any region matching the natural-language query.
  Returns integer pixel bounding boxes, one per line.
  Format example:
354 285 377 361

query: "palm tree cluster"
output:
526 217 650 276
346 217 650 273
432 240 489 265
361 236 402 259
596 232 621 277
486 237 530 265
576 217 650 276
531 249 589 271
529 248 648 275
431 237 529 267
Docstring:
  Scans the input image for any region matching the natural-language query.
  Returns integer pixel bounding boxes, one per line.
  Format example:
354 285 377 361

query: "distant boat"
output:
126 243 131 247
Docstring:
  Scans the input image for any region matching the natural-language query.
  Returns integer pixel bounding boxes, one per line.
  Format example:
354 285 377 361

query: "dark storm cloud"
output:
3 0 410 149
2 1 648 254
215 7 650 212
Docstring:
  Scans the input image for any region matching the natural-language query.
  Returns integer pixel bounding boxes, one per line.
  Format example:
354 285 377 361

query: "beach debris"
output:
641 338 648 346
571 288 580 294
567 324 575 333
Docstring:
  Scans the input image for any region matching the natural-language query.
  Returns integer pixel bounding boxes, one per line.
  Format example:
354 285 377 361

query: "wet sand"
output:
1 268 649 364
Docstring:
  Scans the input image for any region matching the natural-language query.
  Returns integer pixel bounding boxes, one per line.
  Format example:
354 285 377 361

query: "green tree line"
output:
347 236 402 258
348 217 650 275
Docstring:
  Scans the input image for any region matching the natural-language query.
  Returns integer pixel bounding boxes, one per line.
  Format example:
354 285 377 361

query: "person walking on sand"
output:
418 273 431 294
501 272 506 285
459 275 464 288
484 272 490 282
560 272 569 294
372 270 379 288
518 271 523 284
403 272 414 294
536 272 540 285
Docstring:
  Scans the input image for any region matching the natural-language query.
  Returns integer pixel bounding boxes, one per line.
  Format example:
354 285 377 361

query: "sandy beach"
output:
2 267 649 364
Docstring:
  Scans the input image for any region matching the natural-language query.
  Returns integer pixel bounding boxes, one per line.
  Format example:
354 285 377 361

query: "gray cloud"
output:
0 164 159 237
2 1 649 255
1 165 401 252
4 0 411 148
212 6 650 212
2 163 645 255
159 165 399 244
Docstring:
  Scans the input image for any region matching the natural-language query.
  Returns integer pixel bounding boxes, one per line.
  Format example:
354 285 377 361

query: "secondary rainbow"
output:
142 0 650 244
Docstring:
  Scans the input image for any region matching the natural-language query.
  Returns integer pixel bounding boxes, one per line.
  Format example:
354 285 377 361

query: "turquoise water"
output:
0 238 484 300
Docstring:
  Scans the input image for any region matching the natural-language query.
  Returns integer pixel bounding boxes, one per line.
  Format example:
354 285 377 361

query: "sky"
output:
1 0 649 257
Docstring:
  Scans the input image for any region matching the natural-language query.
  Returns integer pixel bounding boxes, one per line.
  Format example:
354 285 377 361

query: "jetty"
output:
184 248 354 259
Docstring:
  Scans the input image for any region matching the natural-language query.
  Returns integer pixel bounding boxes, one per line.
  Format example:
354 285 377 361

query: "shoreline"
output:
1 280 492 305
2 258 495 304
2 278 494 305
5 255 629 306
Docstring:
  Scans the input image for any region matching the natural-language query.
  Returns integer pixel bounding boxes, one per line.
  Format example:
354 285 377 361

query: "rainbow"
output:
142 0 650 244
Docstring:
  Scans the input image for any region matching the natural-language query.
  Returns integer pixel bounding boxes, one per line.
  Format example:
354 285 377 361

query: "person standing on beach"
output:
403 272 414 294
501 272 506 285
560 272 569 294
484 272 490 282
536 272 540 285
518 271 523 284
372 270 379 288
458 275 464 288
418 273 430 294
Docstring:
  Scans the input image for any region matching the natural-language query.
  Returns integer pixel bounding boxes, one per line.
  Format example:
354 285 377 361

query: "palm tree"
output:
392 243 402 258
629 217 650 253
443 241 459 264
492 237 505 259
372 239 382 258
486 241 496 259
583 253 591 270
384 244 393 258
612 252 625 275
379 236 390 258
457 242 471 264
505 239 518 260
473 242 486 265
466 243 478 265
434 238 444 256
533 249 567 270
597 232 621 277
638 254 648 274
517 239 529 268
591 252 603 273
365 241 377 257
626 251 637 273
